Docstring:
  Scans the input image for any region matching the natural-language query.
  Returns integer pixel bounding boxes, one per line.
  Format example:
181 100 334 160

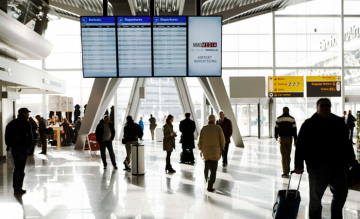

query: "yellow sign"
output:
306 76 341 82
268 76 304 92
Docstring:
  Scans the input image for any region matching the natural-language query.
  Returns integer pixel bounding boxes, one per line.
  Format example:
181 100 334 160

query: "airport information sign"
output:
117 17 152 77
188 16 222 77
306 76 341 97
268 76 304 97
153 17 187 77
81 17 117 78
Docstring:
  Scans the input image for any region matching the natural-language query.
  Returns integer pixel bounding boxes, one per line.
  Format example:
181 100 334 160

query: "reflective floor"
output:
1 138 360 219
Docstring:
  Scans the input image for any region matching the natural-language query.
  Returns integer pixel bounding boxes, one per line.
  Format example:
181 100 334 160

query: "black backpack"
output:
5 120 24 147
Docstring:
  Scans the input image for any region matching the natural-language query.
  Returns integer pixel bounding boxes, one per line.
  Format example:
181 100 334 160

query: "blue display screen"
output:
81 17 117 77
117 17 152 77
153 17 187 77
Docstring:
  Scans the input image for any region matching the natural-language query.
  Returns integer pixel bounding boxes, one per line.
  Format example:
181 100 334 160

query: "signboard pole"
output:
258 103 260 139
196 0 201 16
103 0 108 16
150 0 154 17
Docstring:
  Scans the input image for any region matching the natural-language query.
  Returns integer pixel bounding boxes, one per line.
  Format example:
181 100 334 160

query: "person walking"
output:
216 110 233 166
149 114 156 140
347 110 356 144
275 107 298 178
139 117 144 141
74 116 82 132
179 112 196 164
36 115 48 155
123 116 143 171
198 115 225 192
342 111 347 124
95 115 117 170
5 108 33 194
28 117 38 155
294 98 358 218
163 114 177 173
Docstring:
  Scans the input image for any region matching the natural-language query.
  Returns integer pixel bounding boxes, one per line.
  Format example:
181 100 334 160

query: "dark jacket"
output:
179 118 196 149
38 117 47 132
149 117 156 130
95 120 115 143
29 119 38 137
216 117 233 144
5 116 33 150
295 113 357 169
275 113 297 142
74 120 82 132
347 113 356 128
124 122 143 142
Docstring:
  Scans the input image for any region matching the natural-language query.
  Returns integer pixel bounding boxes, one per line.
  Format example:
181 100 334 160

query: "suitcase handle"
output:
285 170 303 200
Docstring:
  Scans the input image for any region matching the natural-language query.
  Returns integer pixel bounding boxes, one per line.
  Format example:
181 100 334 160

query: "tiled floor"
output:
1 138 360 219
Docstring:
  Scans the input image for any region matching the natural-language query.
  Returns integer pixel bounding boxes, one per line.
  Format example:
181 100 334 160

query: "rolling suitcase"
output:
273 171 303 219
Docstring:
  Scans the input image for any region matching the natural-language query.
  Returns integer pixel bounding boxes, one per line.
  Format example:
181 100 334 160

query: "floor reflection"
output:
0 138 360 218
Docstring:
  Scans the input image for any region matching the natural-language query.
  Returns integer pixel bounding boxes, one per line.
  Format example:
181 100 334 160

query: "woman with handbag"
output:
163 114 177 173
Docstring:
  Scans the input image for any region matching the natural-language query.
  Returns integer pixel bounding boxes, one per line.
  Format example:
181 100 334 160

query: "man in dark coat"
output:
95 115 117 170
149 114 156 140
36 115 48 155
179 112 196 163
295 98 358 218
5 108 33 194
347 110 356 144
216 110 233 166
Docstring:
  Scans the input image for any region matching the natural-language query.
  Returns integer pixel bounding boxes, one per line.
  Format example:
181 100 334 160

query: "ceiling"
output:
49 0 300 23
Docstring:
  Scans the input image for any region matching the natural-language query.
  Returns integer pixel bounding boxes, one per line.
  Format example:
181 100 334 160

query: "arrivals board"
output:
306 76 341 97
188 16 222 77
153 17 187 77
268 76 304 97
81 17 117 78
117 17 152 77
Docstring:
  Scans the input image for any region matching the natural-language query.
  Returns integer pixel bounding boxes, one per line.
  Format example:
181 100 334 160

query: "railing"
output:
2 0 60 36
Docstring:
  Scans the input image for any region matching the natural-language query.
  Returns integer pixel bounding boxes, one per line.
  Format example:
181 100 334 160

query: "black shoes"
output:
123 161 131 171
207 188 215 192
39 152 46 155
114 165 118 170
165 165 176 173
14 189 26 195
104 165 107 169
223 163 227 167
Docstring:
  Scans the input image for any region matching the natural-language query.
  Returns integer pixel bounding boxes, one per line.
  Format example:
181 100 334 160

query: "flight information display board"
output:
153 17 187 77
188 16 222 77
81 17 117 78
117 17 152 77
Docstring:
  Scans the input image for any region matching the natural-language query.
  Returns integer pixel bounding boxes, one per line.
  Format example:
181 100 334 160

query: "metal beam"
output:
173 77 201 139
197 77 220 113
207 77 244 148
50 2 103 16
75 78 110 149
119 78 146 139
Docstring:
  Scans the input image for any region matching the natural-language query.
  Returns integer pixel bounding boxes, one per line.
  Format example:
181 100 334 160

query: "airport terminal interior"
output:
1 0 360 218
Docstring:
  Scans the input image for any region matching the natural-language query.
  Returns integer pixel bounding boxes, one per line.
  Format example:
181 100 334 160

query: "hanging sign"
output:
268 76 304 98
48 95 61 111
306 76 341 97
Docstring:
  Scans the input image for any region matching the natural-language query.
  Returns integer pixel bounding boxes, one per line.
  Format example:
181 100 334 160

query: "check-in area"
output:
1 0 360 218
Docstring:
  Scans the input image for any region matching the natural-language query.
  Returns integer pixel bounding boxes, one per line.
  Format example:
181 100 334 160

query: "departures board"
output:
153 17 187 77
117 17 152 77
80 16 222 78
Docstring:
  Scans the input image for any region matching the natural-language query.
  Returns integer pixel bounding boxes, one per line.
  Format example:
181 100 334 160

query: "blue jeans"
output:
307 166 348 219
222 144 229 164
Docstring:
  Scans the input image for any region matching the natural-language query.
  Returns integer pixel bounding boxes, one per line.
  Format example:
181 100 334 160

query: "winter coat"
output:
198 123 225 161
124 122 143 142
163 123 175 152
216 117 233 144
149 117 156 130
95 120 115 143
179 118 195 149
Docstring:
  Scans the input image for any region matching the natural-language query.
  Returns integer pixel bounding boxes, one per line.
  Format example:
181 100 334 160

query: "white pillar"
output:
341 0 345 112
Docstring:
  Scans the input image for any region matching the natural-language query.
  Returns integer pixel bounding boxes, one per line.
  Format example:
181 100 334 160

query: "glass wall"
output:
15 0 360 139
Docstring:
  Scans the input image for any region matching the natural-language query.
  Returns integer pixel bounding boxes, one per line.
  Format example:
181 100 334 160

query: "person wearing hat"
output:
5 108 34 194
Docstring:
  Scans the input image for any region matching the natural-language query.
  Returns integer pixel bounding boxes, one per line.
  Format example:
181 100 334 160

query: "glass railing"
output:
2 0 60 36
